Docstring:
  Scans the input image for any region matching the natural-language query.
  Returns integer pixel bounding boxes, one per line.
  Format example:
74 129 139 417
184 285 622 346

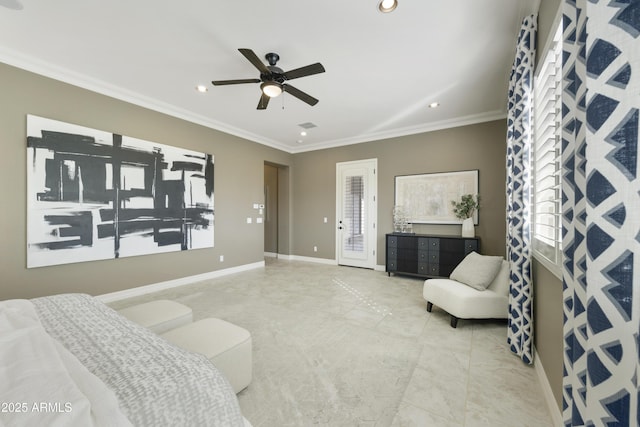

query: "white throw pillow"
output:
450 251 504 291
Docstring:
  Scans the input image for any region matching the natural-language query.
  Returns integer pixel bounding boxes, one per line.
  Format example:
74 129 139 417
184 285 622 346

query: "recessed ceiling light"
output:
196 85 208 93
428 102 440 108
378 0 398 13
300 131 307 136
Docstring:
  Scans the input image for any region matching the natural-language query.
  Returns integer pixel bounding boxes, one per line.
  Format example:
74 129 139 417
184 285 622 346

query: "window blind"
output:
532 24 562 268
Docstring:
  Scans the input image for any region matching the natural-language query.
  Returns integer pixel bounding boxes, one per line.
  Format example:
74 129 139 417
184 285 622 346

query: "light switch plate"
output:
246 217 252 224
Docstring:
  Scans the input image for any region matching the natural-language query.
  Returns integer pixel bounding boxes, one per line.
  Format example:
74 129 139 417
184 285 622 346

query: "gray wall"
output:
533 258 563 408
292 120 508 263
0 62 292 300
532 0 563 411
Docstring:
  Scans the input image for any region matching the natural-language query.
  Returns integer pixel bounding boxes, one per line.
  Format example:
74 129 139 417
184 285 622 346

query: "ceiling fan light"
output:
261 82 283 98
378 0 397 13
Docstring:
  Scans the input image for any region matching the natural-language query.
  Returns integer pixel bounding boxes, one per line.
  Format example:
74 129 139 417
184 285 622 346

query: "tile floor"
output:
108 259 555 427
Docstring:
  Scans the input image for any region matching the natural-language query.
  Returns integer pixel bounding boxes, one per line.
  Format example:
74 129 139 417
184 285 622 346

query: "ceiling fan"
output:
212 48 325 110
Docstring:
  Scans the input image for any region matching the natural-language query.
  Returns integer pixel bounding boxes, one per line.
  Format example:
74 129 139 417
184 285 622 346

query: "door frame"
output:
335 158 377 269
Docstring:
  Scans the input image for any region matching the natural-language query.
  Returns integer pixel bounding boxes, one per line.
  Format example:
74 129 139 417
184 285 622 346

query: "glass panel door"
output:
336 159 377 269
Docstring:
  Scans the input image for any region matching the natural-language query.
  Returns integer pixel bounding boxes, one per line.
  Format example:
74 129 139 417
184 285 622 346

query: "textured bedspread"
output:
0 299 132 427
32 293 245 427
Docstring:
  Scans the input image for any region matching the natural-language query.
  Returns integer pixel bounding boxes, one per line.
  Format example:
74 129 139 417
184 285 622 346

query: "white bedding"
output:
0 299 132 427
1 294 246 427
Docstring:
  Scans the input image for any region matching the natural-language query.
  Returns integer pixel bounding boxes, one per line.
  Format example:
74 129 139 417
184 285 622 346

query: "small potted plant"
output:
451 194 479 237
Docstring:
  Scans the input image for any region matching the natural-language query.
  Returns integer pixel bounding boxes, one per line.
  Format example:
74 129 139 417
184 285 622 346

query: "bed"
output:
0 293 248 427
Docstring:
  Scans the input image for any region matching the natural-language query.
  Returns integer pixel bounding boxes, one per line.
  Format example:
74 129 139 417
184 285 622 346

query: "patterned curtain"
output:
562 1 639 426
506 14 537 365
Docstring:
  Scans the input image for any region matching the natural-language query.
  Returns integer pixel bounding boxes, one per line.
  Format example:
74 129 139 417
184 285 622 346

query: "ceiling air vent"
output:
298 122 317 129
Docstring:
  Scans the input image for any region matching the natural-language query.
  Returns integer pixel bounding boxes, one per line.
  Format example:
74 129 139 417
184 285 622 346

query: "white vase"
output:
461 217 475 238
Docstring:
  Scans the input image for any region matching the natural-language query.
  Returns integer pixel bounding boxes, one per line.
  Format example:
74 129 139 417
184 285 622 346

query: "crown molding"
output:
290 110 507 153
0 48 292 152
1 47 506 155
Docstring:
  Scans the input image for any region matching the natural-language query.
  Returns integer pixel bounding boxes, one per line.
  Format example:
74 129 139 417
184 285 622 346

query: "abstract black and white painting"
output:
27 115 214 268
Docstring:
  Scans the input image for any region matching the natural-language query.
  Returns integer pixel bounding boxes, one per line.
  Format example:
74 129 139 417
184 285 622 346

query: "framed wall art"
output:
26 115 214 268
394 169 479 224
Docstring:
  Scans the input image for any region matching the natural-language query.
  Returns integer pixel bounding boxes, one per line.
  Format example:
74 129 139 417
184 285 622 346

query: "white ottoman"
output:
162 318 252 394
118 300 193 334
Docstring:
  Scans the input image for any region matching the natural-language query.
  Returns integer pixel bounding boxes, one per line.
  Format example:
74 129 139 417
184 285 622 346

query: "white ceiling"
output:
0 0 538 153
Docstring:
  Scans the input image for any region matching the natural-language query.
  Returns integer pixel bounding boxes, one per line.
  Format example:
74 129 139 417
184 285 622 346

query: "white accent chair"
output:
423 259 510 328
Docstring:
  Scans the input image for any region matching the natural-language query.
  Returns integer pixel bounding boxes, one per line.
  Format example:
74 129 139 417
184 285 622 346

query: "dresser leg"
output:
426 302 433 312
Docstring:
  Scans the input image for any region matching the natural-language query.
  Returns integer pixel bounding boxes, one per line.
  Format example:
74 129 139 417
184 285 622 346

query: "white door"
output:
336 159 377 269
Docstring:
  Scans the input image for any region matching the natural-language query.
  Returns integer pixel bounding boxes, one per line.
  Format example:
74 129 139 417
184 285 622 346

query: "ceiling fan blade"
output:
238 48 270 74
257 93 270 110
283 84 319 106
283 63 325 80
212 78 261 86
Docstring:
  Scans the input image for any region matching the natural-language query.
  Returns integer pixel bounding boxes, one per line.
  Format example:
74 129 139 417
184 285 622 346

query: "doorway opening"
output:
264 162 289 258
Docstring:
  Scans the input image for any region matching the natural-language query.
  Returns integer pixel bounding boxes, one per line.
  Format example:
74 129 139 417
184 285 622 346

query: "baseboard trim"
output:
96 261 265 303
534 347 563 426
264 252 278 258
288 255 338 265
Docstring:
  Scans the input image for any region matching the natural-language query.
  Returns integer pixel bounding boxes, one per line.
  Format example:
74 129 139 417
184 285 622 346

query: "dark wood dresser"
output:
386 233 479 278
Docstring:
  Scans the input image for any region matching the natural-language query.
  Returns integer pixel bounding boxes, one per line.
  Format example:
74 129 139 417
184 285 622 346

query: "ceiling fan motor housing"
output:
263 67 285 83
265 52 280 66
263 53 285 83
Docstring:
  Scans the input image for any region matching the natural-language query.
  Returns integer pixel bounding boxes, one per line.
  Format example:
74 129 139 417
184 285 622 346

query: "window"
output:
532 23 562 278
344 175 365 252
